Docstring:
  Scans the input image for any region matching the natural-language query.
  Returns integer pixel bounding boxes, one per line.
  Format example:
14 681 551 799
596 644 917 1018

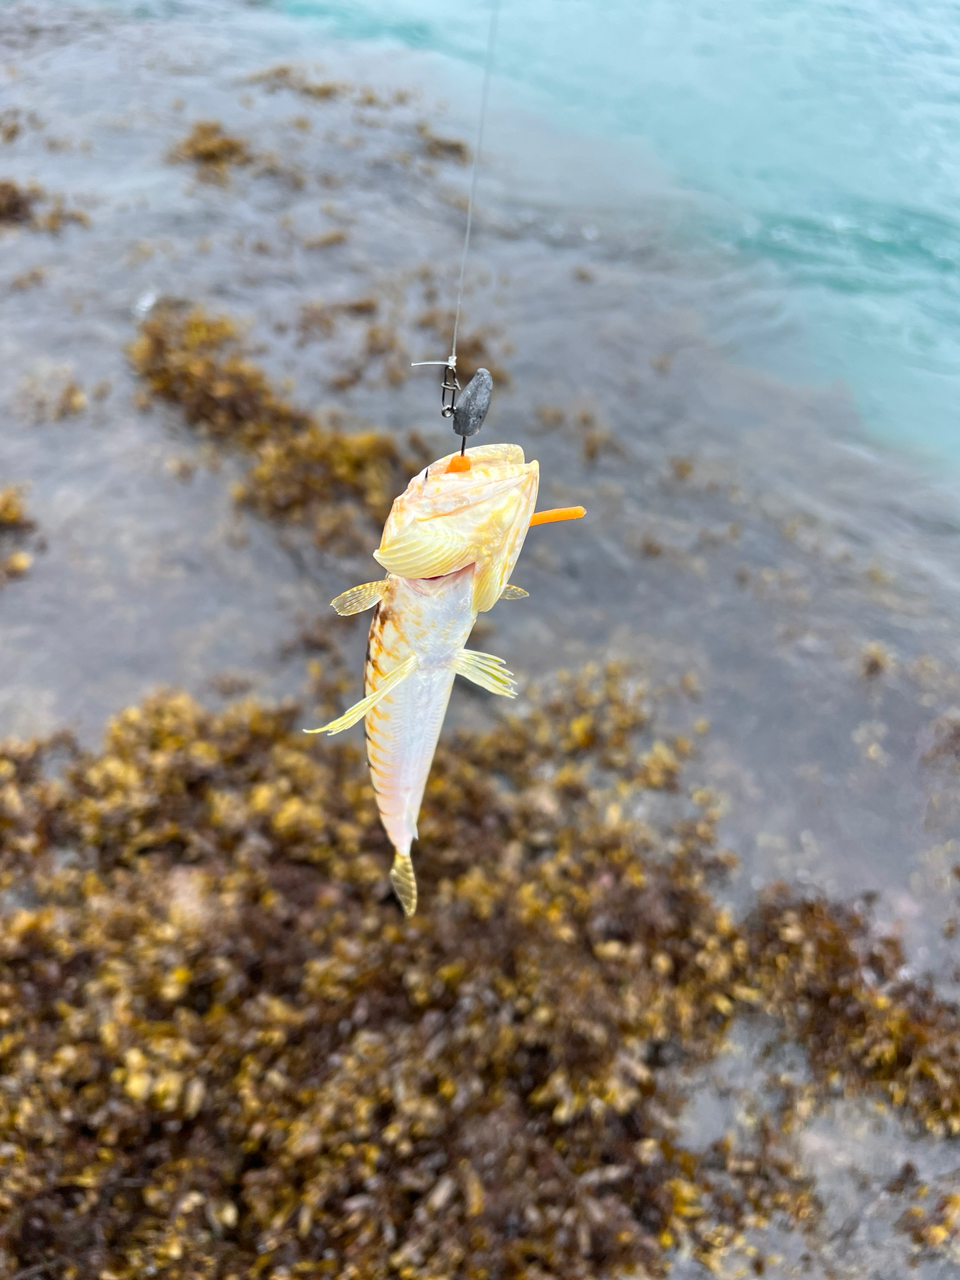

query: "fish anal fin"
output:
305 654 417 735
331 580 388 616
389 850 418 916
499 584 529 601
455 649 518 698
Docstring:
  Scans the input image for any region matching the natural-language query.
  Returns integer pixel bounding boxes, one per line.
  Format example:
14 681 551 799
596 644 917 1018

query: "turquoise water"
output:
279 0 960 466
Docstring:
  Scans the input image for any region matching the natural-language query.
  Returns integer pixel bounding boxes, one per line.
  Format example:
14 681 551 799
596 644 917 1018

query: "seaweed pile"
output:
129 304 423 549
247 65 344 103
0 178 88 232
416 123 472 165
1 663 959 1278
0 485 34 584
0 178 40 225
168 123 255 185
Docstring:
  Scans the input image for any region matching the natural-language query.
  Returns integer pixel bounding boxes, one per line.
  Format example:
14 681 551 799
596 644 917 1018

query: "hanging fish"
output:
306 383 584 915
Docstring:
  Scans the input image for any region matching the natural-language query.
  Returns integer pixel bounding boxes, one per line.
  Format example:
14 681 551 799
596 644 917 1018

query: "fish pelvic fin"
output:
304 654 417 736
390 849 418 916
499 584 529 600
455 649 518 698
331 580 388 616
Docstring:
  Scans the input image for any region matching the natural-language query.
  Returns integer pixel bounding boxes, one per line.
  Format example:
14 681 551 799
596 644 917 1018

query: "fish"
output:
306 441 584 915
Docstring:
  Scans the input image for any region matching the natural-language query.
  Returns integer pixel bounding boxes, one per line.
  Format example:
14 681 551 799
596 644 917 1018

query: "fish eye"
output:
424 468 430 481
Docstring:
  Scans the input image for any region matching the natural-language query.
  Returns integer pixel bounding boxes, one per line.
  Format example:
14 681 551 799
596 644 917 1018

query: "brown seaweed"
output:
417 123 471 165
0 485 35 584
129 304 421 549
168 122 255 184
249 64 345 102
0 664 958 1277
0 180 88 233
0 178 40 224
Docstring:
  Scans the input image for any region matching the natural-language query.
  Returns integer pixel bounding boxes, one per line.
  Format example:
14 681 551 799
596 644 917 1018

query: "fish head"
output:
373 442 539 612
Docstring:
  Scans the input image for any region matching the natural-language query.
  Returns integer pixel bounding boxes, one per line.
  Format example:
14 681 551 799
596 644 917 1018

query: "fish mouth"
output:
413 564 476 591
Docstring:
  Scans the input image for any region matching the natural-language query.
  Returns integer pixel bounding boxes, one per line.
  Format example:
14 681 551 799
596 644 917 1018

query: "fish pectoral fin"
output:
499 584 529 601
304 655 418 735
330 580 388 616
455 649 518 698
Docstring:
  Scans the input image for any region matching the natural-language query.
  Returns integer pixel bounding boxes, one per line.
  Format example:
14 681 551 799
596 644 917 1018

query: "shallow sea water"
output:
4 1 960 1274
278 0 960 467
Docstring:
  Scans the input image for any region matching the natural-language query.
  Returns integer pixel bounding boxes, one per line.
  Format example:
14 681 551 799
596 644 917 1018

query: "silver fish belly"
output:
364 566 477 914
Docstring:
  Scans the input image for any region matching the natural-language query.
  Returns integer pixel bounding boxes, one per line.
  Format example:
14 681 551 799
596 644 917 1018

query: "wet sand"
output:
4 3 960 1275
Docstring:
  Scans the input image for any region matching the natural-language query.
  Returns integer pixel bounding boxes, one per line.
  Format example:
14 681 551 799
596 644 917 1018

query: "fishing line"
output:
452 0 501 374
412 0 502 442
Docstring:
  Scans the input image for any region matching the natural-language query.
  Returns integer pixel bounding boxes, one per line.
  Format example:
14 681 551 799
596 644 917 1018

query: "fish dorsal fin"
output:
455 649 518 698
331 580 388 616
305 655 417 736
499 584 529 600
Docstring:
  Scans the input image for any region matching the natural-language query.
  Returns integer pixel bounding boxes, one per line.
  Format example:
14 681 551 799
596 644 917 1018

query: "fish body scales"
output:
364 566 477 886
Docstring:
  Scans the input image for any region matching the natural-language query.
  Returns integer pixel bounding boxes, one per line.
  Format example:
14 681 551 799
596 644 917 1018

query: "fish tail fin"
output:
389 847 418 917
